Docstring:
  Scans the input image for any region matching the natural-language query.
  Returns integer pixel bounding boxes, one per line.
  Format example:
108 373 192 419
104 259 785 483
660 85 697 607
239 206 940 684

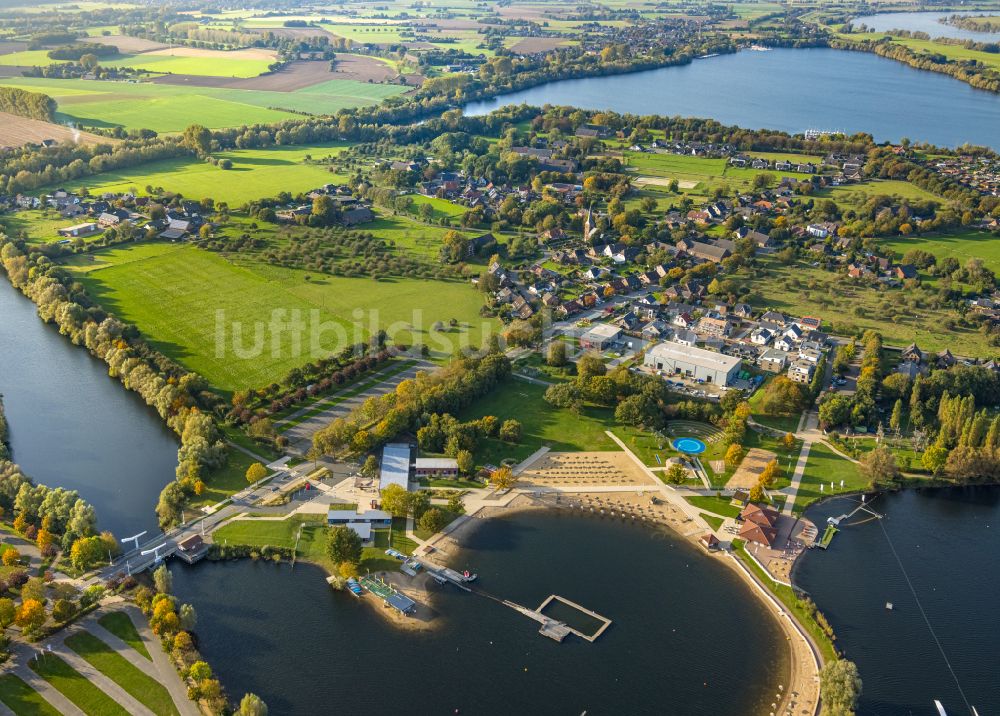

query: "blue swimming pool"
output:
673 438 707 454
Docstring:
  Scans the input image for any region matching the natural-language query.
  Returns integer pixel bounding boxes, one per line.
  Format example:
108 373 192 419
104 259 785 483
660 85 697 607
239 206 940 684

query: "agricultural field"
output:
0 46 278 78
47 142 352 205
0 75 407 133
62 242 496 393
0 110 107 148
838 32 1000 72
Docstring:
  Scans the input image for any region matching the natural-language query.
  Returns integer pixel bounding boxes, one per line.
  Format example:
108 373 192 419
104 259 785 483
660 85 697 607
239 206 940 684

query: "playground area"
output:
672 437 706 454
518 452 655 487
725 448 778 490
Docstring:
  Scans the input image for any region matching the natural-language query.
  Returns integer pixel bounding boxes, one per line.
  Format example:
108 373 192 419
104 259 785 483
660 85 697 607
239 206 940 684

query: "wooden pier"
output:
501 595 612 643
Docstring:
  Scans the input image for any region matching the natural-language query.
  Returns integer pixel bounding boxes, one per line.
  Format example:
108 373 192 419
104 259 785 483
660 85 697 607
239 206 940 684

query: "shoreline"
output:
420 492 818 716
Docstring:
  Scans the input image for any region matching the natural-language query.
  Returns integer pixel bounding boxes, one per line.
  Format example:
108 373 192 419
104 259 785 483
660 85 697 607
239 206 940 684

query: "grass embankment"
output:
29 654 131 716
98 612 151 660
685 495 742 518
64 243 494 393
732 540 838 663
0 674 63 716
700 512 724 531
64 632 178 716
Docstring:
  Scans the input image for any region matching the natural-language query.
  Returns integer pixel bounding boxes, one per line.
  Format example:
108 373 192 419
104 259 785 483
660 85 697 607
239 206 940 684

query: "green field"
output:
48 143 350 205
63 632 179 716
29 654 131 716
97 612 151 660
0 674 63 716
0 50 275 78
839 32 1000 72
880 229 1000 274
454 379 620 465
795 441 868 511
0 77 406 132
64 242 495 392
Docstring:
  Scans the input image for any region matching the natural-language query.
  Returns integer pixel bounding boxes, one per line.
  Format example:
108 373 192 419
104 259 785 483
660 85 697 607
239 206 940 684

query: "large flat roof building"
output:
380 443 412 492
644 341 741 386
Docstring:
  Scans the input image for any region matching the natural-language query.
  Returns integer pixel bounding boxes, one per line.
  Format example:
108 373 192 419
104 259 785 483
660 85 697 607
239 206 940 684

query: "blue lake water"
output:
852 10 1000 42
0 278 177 537
463 48 1000 150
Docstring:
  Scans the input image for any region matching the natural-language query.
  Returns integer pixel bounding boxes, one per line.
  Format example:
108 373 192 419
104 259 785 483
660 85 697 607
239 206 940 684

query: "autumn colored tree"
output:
490 466 517 491
724 443 745 469
1 548 20 567
245 462 267 484
782 432 797 451
665 463 688 485
15 598 46 633
759 459 780 488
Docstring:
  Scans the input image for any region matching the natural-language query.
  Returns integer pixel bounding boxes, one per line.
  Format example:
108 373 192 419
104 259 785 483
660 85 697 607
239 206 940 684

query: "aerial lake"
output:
0 277 177 537
851 10 1000 42
172 509 789 715
796 487 1000 716
463 48 1000 150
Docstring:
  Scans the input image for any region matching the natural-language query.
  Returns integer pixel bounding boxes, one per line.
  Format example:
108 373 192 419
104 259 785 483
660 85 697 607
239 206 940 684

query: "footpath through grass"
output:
64 632 179 716
29 654 131 716
98 612 150 660
0 674 63 716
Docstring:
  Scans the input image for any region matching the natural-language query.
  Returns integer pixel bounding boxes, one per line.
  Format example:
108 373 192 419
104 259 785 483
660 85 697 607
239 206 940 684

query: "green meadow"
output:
879 229 1000 274
50 143 351 205
63 243 496 392
0 77 406 132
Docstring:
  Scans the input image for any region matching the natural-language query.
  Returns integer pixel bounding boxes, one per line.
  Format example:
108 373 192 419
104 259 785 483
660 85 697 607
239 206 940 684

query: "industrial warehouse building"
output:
644 341 742 386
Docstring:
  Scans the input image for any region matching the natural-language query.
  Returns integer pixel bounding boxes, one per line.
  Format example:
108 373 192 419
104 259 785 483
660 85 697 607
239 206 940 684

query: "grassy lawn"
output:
795 441 868 512
839 32 1000 71
97 612 151 660
29 654 131 716
455 379 619 465
64 632 178 716
47 143 351 206
214 514 327 556
64 243 494 393
191 447 258 507
733 540 837 662
685 495 742 518
700 512 724 531
0 674 63 716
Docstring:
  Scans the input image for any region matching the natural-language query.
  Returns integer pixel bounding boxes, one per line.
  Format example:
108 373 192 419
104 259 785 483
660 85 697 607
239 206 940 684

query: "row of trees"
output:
1 237 228 529
312 352 511 458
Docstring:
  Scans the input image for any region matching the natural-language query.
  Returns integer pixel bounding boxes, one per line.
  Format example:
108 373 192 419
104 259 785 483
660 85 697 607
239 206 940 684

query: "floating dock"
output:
501 595 612 643
817 524 839 549
360 575 416 615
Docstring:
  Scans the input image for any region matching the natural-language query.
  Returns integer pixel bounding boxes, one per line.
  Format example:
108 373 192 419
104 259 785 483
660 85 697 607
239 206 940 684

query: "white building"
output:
379 443 411 492
644 342 742 386
579 323 621 351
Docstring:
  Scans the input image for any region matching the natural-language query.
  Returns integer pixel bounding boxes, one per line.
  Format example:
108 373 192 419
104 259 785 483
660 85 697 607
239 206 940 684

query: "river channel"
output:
0 277 177 537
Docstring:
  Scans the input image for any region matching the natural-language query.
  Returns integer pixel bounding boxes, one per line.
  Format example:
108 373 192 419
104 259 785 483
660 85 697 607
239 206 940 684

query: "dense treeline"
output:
0 236 227 528
0 397 9 461
0 87 56 122
0 136 188 195
312 351 511 457
942 14 1000 33
47 43 119 61
831 36 1000 94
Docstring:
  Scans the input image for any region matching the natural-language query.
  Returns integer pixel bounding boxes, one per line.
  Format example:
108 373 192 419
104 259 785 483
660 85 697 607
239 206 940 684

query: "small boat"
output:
385 548 406 561
462 570 478 582
346 577 364 597
885 602 893 610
